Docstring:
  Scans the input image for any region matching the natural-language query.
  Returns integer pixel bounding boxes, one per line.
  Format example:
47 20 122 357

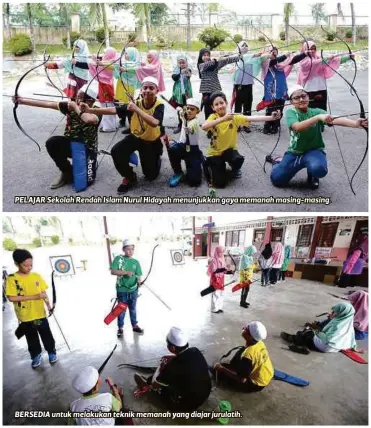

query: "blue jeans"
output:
271 149 328 187
117 289 138 328
261 269 270 285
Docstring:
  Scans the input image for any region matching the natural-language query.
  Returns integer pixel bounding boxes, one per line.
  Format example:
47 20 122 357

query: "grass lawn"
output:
3 39 369 56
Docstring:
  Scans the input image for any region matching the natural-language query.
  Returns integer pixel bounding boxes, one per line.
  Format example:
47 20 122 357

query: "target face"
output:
170 249 185 265
50 255 75 276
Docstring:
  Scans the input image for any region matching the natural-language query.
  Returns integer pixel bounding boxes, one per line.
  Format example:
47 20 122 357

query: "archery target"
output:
170 250 185 265
50 255 75 276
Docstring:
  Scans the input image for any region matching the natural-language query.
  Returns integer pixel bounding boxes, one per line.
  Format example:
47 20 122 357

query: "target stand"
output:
49 255 76 278
170 249 185 266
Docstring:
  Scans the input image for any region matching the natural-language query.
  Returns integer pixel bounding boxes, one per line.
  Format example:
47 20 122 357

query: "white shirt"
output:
179 117 200 146
304 75 327 92
70 393 117 425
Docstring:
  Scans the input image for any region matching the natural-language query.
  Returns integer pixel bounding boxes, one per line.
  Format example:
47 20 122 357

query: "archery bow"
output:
288 25 313 86
98 344 118 374
319 38 367 194
224 251 238 287
13 54 53 151
48 271 71 351
43 44 65 99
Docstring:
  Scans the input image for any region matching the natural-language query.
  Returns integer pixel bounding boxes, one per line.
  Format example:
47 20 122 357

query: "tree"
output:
61 3 71 50
283 3 295 46
337 3 344 18
26 3 35 52
3 3 12 41
207 3 219 26
186 3 191 50
350 3 356 45
198 27 230 50
310 3 327 25
3 217 16 235
49 216 64 240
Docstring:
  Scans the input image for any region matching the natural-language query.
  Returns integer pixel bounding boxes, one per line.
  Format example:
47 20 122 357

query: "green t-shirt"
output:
110 255 142 292
285 107 327 155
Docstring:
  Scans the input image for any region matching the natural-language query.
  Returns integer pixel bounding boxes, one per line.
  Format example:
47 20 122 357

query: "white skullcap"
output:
79 83 98 100
288 84 306 99
166 327 188 347
72 366 99 394
186 98 201 110
122 239 134 248
141 76 159 87
247 321 267 341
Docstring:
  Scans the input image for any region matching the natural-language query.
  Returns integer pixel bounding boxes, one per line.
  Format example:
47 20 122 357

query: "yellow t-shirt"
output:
130 98 163 141
207 114 248 157
5 272 48 322
242 341 274 387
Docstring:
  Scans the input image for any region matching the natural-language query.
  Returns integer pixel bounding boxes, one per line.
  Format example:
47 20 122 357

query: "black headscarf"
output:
13 249 33 264
197 48 211 78
261 244 272 260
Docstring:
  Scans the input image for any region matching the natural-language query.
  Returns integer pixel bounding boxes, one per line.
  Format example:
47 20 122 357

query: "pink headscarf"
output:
348 290 368 332
88 47 117 84
297 41 341 86
136 50 165 92
272 242 284 266
261 45 295 81
207 246 226 277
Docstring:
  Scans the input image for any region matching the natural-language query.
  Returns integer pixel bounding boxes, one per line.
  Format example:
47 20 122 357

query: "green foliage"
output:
345 29 353 38
326 31 336 41
128 32 138 42
3 238 17 252
51 235 60 245
233 34 243 44
198 27 230 50
109 238 118 245
68 238 73 244
62 31 80 48
279 31 286 41
95 27 112 43
33 237 41 247
258 35 266 42
9 34 32 56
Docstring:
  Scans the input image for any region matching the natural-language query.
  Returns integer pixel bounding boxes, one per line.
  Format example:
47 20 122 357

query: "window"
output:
254 228 265 243
211 233 220 244
296 224 314 247
318 222 339 247
271 228 283 242
225 230 245 248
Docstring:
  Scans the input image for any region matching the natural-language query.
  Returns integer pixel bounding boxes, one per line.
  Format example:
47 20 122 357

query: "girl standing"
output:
5 250 58 369
258 244 273 287
89 47 117 133
207 246 231 314
136 50 166 92
238 245 257 308
270 242 284 285
280 245 291 282
46 39 90 100
170 55 193 134
197 48 241 120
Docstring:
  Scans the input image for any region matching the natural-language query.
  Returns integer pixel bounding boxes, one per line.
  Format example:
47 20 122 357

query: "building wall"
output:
244 228 255 247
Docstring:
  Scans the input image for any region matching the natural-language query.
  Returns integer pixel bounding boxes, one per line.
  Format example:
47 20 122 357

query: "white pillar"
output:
71 13 80 33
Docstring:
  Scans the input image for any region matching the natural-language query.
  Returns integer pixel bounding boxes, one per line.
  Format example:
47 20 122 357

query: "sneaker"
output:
134 373 148 388
31 353 42 369
307 174 320 190
232 169 242 179
50 171 72 190
289 344 310 355
117 173 137 194
240 302 249 308
48 353 58 364
133 325 144 334
217 309 224 313
280 332 295 343
117 328 123 338
168 173 184 187
243 126 251 133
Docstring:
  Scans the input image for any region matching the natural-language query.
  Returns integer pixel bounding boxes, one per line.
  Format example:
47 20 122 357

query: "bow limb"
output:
288 25 312 85
13 55 52 151
141 244 159 285
98 344 118 374
43 45 65 98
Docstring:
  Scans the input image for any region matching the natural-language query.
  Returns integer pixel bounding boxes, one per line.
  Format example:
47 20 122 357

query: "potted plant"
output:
345 29 353 42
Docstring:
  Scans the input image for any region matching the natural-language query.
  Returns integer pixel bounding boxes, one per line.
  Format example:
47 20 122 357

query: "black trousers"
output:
167 144 204 186
308 90 328 111
293 329 317 350
270 268 280 284
23 318 56 359
111 135 163 180
219 364 265 393
234 84 253 116
206 149 245 188
202 93 213 120
46 136 73 173
240 286 249 304
265 98 286 131
279 270 286 281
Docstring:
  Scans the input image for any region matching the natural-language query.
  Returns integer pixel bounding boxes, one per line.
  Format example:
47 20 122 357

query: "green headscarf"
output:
317 302 356 350
239 245 257 271
281 245 291 271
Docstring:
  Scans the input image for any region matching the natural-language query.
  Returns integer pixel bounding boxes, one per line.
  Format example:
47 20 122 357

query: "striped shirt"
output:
198 55 240 94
